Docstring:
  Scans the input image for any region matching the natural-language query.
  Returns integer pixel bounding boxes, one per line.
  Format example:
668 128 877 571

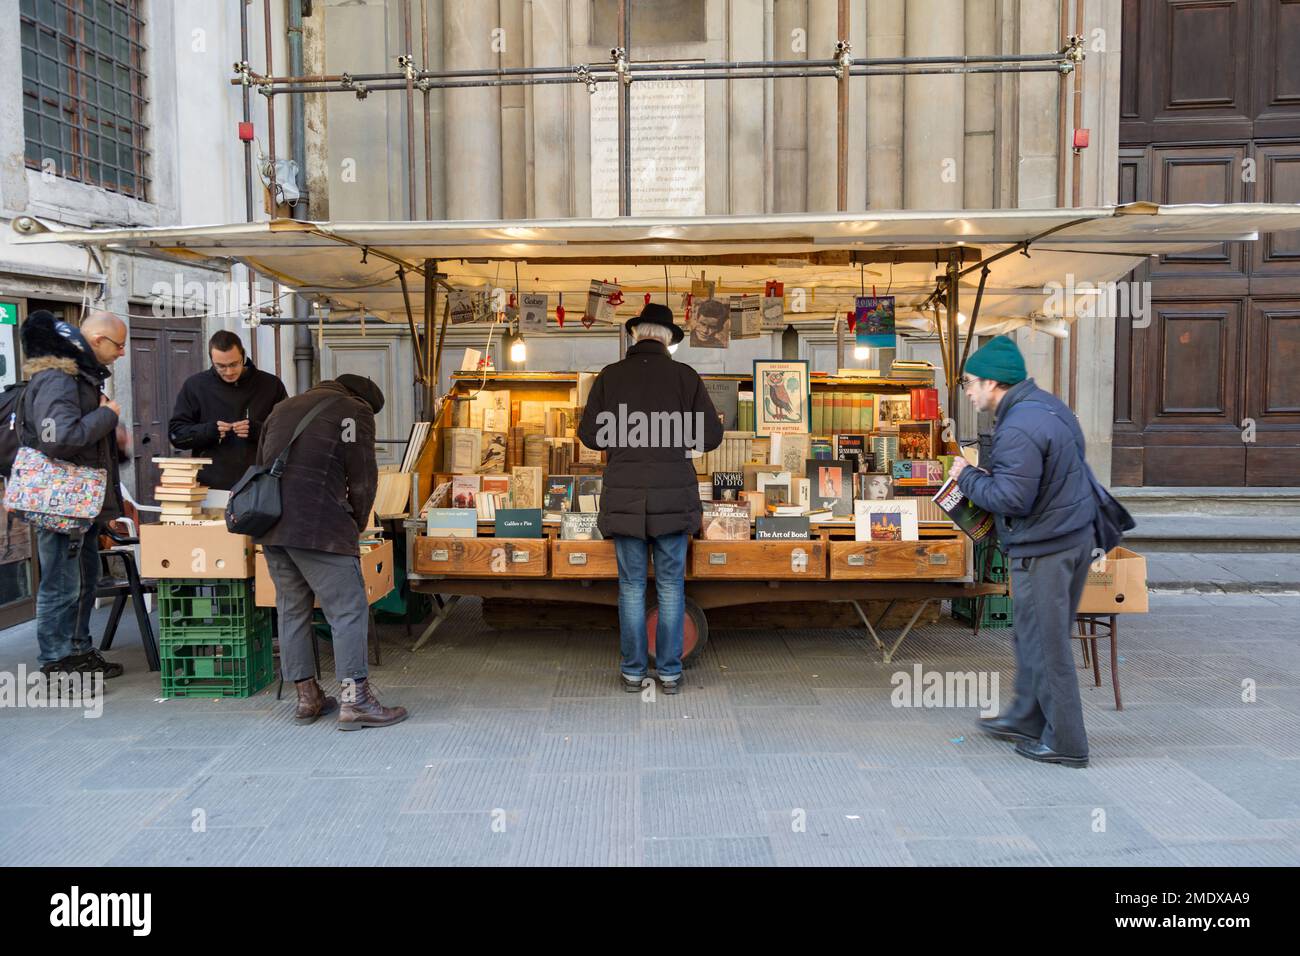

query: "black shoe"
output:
660 679 681 696
977 716 1037 744
75 649 125 680
39 654 87 677
1014 739 1089 768
622 676 647 693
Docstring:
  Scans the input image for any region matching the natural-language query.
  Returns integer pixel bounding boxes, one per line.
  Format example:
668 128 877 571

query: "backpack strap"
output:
269 396 344 477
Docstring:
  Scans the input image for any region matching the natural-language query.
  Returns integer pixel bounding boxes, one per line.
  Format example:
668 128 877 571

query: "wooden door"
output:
1115 0 1300 486
129 311 203 507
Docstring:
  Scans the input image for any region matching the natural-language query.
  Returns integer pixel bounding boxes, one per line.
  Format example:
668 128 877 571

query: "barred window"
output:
20 0 150 201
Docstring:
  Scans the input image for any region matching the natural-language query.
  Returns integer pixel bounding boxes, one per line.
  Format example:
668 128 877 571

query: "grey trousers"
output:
264 545 369 684
1003 540 1093 757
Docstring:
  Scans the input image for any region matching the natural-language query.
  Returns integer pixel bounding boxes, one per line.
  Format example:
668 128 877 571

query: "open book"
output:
932 475 996 541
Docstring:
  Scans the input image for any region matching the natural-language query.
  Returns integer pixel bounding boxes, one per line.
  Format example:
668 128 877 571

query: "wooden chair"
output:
1074 613 1121 710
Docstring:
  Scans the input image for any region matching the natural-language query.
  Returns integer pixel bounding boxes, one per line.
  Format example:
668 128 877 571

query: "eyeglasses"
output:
213 359 245 372
959 376 980 389
99 334 126 351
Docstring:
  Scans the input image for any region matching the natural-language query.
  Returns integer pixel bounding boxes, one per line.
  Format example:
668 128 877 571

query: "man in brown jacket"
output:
255 374 407 729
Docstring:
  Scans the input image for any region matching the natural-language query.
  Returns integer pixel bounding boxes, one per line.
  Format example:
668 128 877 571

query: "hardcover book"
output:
544 475 576 517
560 512 603 540
858 472 895 501
755 516 812 540
479 432 508 473
443 428 482 474
833 434 868 472
898 421 938 460
810 438 834 460
770 433 811 477
427 507 478 538
806 459 855 517
510 466 543 509
854 499 920 542
713 471 744 502
700 501 752 541
876 395 912 430
576 475 603 513
451 475 480 509
494 508 543 538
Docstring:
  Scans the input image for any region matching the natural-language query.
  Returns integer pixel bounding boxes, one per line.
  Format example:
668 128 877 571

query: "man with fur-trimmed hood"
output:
19 309 127 678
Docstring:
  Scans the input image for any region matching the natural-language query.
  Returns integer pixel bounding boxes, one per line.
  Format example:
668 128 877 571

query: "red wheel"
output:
646 597 708 669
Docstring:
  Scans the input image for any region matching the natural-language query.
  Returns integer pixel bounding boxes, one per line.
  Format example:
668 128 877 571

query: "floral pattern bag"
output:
2 445 106 534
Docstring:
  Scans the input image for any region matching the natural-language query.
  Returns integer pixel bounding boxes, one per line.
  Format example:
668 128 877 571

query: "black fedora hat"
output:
624 302 684 345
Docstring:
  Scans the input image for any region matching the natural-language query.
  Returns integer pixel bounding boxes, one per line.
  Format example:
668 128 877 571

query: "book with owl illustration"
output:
753 360 810 436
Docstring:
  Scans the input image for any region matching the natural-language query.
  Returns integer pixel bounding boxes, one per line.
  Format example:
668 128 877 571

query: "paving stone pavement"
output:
1 590 1298 867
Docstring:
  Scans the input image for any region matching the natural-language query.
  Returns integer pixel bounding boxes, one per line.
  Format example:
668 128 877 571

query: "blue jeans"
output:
35 528 100 665
613 532 689 682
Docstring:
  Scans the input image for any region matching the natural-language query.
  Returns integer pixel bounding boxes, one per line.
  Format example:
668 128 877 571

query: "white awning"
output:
13 201 1300 338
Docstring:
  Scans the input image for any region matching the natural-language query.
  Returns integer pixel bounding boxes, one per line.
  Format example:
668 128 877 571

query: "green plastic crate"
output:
952 594 1013 629
973 539 1009 583
160 619 274 698
158 579 266 640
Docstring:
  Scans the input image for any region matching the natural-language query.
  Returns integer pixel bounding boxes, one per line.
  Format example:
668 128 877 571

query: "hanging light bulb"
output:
508 325 526 365
854 344 870 360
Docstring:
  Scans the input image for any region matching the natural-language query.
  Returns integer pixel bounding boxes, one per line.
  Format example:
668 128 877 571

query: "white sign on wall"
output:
589 78 706 218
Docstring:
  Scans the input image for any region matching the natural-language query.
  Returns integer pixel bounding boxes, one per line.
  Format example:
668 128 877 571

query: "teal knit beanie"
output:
963 335 1027 385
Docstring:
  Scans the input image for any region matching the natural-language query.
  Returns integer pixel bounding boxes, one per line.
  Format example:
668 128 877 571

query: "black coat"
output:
168 363 288 490
956 378 1097 558
19 316 122 524
253 381 377 557
577 340 723 539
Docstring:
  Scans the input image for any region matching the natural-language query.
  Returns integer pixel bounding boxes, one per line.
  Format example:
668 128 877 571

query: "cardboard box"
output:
1078 547 1148 614
254 540 395 607
140 523 254 579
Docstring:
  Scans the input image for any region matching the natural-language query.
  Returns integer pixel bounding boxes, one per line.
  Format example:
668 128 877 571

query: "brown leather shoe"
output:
337 678 408 731
294 679 338 725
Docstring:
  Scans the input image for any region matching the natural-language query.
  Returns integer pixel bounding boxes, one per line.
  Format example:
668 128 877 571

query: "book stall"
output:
404 364 1003 664
20 204 1300 669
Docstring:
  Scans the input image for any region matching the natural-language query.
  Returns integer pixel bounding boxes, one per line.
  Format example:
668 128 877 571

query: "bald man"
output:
19 309 127 679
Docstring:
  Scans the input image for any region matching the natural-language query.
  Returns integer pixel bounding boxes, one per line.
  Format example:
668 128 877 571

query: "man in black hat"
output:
578 305 723 695
256 373 408 730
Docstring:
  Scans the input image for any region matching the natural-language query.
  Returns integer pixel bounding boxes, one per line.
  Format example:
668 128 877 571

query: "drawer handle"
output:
430 549 449 562
569 552 588 565
512 550 530 563
708 553 727 565
929 553 949 565
847 554 865 567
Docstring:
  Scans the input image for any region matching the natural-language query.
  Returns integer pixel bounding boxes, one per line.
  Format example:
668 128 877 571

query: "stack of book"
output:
888 359 936 384
152 457 212 523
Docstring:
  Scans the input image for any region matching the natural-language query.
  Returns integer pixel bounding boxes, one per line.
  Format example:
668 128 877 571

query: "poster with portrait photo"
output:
858 472 895 502
690 297 731 348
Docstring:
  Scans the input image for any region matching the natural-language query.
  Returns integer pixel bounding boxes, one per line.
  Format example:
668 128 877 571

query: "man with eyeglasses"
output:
168 330 287 489
950 335 1098 769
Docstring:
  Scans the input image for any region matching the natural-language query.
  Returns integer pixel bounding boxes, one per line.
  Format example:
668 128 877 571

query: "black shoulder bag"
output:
225 397 342 536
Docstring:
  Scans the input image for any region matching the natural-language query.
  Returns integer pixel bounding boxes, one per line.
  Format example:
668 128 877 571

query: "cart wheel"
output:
646 597 708 669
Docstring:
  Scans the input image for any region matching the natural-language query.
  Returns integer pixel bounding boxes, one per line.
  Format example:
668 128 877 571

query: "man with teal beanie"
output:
949 335 1097 768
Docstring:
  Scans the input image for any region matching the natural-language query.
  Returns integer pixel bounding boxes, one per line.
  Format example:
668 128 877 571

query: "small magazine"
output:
932 475 996 541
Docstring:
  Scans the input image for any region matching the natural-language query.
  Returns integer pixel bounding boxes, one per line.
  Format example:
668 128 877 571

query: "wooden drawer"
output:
413 536 549 577
551 540 619 578
828 539 967 579
688 540 826 580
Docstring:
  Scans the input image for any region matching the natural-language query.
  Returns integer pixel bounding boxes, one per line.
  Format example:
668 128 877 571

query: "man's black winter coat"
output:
577 340 724 540
169 363 287 489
